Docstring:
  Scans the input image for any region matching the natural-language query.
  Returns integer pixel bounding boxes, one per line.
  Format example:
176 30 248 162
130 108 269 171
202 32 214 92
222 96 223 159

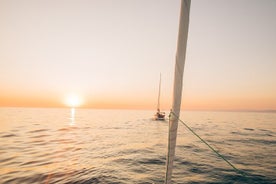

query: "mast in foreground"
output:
165 0 191 183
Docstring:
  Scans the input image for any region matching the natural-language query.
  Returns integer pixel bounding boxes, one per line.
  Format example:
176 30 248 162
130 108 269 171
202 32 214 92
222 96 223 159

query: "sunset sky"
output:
0 0 275 111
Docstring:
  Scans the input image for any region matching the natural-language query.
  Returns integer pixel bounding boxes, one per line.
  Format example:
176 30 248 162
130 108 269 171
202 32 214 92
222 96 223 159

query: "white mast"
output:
157 73 161 110
165 0 191 183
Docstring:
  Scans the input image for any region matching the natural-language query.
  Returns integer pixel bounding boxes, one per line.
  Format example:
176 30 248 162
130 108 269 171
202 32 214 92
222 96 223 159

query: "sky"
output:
0 0 275 111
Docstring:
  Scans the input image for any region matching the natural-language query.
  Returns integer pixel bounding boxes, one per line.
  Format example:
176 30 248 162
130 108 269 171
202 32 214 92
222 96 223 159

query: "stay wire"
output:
169 111 247 177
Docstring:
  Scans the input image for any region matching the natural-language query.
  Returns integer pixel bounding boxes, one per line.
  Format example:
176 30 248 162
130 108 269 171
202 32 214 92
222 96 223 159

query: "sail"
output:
165 0 191 183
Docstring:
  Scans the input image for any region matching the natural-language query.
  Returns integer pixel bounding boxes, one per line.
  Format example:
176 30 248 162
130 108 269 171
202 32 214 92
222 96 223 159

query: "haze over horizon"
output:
1 0 276 111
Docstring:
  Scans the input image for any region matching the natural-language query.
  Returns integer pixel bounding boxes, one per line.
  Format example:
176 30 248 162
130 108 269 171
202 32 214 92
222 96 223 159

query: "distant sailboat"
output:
165 0 191 183
154 73 165 121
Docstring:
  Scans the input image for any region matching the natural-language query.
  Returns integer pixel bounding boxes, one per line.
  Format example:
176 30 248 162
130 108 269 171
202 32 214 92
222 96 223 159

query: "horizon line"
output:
0 105 275 113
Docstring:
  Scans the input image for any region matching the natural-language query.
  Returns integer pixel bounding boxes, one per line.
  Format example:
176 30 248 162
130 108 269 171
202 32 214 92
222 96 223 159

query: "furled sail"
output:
165 0 191 183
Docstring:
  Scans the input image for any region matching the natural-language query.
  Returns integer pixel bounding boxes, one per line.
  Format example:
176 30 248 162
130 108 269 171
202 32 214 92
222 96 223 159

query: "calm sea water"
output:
0 108 275 184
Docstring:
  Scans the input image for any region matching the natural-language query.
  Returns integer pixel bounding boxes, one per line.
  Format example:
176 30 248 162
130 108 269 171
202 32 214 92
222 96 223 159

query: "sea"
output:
0 108 275 184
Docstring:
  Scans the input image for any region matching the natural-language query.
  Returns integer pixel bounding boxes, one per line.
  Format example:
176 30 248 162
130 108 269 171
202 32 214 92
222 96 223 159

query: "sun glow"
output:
65 94 83 107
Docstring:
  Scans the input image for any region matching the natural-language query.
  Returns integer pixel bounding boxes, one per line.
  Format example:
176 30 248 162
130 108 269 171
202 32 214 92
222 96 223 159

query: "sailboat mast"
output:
165 0 191 183
157 73 161 110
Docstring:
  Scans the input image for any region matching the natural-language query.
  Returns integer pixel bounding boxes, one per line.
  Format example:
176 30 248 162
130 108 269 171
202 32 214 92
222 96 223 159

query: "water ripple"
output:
28 128 50 133
1 133 17 138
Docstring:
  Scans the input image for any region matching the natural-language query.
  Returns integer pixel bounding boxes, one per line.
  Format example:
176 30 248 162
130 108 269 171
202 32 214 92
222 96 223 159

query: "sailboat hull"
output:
154 112 165 121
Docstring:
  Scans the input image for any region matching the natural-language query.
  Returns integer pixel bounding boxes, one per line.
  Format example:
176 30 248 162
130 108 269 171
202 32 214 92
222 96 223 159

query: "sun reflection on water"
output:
70 107 75 125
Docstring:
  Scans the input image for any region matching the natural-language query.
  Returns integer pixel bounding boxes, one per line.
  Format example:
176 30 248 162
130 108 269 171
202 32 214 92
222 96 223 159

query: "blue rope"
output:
169 111 247 177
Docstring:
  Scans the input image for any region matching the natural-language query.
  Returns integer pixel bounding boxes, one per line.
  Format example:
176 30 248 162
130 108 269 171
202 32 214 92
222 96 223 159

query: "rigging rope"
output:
169 111 247 177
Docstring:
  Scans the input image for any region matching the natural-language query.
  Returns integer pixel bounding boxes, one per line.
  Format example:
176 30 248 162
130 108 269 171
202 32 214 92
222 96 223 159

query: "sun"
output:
65 94 83 107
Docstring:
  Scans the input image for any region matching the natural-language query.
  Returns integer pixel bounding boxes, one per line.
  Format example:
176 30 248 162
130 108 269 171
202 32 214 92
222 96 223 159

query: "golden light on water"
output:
70 107 75 125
